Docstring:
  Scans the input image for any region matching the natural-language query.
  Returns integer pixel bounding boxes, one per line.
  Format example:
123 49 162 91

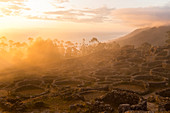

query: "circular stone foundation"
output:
156 88 170 98
14 85 45 97
150 67 170 77
133 75 165 82
132 75 168 88
112 81 148 95
17 79 43 87
97 89 145 107
54 80 82 86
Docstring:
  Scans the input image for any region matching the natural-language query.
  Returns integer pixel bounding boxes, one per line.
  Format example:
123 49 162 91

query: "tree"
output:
8 40 14 48
89 37 99 44
165 31 170 45
0 36 7 43
80 38 87 56
65 41 75 57
28 37 34 45
53 39 60 46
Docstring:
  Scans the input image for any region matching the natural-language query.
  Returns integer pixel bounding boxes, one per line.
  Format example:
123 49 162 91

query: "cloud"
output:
2 0 168 27
0 5 30 16
27 15 107 23
0 8 12 16
27 7 115 23
0 1 30 16
55 0 69 3
44 10 85 16
0 0 27 2
55 6 65 9
113 7 170 27
7 5 30 10
33 5 170 26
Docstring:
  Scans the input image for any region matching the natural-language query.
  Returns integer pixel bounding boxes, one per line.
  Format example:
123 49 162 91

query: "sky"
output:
0 0 170 42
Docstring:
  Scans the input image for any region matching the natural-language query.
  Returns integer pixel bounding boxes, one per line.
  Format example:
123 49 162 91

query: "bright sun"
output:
0 0 63 29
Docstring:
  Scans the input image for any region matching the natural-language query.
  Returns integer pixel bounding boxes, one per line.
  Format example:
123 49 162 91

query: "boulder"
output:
118 104 131 113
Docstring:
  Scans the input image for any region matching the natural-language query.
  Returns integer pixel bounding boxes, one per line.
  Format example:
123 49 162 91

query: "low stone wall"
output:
156 88 170 98
112 81 149 95
97 89 141 106
149 81 167 88
95 89 147 113
133 75 164 81
16 79 43 87
13 85 47 99
151 72 169 78
150 67 170 77
118 100 147 113
132 75 168 88
158 102 170 111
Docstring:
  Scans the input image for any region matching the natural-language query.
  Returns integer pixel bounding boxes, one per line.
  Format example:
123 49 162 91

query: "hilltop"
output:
114 26 170 46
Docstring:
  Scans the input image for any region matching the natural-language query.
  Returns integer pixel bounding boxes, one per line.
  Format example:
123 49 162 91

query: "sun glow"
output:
25 0 55 13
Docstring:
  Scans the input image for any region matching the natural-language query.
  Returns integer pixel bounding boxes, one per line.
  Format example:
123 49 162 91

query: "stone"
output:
69 104 77 110
147 96 156 102
158 102 170 111
118 104 131 113
99 90 140 106
139 100 147 111
33 101 47 108
130 104 142 110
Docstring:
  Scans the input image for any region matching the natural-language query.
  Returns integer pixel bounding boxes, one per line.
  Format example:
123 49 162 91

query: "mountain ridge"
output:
114 26 170 47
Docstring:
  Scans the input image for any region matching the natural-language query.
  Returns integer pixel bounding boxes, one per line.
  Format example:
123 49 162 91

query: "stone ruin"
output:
132 75 168 88
0 39 170 113
70 101 114 113
156 88 170 98
155 88 170 111
112 80 149 95
95 89 147 113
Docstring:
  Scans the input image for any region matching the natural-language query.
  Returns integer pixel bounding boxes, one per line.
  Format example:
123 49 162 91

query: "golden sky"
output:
0 0 170 41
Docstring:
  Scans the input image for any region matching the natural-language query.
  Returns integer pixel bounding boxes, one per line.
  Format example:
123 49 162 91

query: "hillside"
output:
114 26 170 47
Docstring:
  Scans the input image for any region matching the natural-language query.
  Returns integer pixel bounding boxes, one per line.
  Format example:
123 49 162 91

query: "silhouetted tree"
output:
89 37 99 44
0 36 7 43
65 41 75 57
8 40 14 48
165 31 170 45
80 38 87 56
28 37 34 45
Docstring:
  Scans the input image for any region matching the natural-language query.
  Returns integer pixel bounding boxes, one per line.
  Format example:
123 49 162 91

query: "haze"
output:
0 0 170 113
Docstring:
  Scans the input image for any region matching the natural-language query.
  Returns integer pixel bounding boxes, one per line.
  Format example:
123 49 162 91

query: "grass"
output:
17 89 45 97
0 90 8 97
15 85 45 96
55 80 82 86
44 96 83 112
113 84 146 92
82 91 106 101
